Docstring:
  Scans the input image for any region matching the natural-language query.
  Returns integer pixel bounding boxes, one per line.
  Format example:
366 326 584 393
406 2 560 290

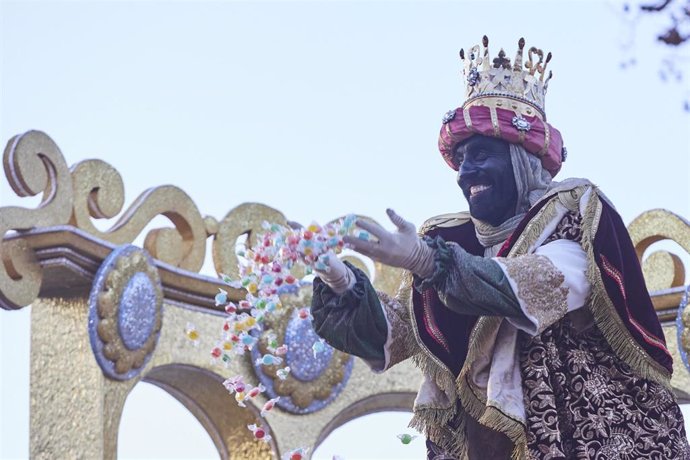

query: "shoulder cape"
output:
413 184 672 381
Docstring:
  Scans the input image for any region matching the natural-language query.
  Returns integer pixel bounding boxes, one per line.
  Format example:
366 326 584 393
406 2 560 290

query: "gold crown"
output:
460 36 553 121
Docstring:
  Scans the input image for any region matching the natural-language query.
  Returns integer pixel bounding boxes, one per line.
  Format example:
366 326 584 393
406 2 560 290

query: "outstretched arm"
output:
345 210 590 336
311 254 419 372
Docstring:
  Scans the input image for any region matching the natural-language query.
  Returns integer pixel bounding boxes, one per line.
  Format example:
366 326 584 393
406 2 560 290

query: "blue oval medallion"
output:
285 313 333 381
119 272 158 350
252 306 353 414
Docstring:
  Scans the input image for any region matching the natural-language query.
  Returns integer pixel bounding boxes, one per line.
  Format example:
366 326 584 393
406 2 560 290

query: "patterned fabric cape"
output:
410 185 673 458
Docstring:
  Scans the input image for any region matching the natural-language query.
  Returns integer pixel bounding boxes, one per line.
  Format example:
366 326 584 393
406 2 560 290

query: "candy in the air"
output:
355 229 370 241
210 346 223 364
184 322 200 346
256 353 283 366
247 423 272 442
298 307 312 320
222 375 246 394
240 332 258 347
247 383 266 398
235 391 247 406
215 288 228 306
265 331 280 352
276 366 291 380
275 344 288 356
312 338 327 358
260 396 281 417
225 302 238 314
235 383 266 407
282 447 310 460
397 433 417 444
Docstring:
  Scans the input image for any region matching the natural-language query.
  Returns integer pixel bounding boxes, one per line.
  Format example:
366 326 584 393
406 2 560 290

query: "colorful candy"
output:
256 353 283 366
298 307 312 321
260 396 281 417
184 322 200 346
235 383 266 407
222 375 246 394
275 344 288 356
247 423 272 442
276 366 291 380
206 215 365 447
397 434 417 445
215 288 228 306
312 338 327 358
282 447 310 460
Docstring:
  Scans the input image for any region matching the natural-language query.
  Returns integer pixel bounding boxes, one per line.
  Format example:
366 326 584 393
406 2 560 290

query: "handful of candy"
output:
211 214 363 366
205 215 368 453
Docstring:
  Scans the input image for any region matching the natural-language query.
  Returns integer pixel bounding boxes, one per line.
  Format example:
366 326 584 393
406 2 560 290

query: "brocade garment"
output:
312 181 690 459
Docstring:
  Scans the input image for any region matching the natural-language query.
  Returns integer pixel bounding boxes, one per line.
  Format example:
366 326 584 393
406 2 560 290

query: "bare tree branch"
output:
640 0 674 12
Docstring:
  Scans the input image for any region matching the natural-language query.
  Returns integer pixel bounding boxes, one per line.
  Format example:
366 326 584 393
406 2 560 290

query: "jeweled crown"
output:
460 36 553 121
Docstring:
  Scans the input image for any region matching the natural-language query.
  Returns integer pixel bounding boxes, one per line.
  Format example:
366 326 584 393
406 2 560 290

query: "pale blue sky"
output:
1 1 689 459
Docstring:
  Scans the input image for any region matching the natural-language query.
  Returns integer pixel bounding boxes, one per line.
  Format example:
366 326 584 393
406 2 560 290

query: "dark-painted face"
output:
454 135 518 226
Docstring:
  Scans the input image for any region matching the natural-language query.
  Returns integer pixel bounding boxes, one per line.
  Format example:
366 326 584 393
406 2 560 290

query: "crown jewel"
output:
460 36 553 120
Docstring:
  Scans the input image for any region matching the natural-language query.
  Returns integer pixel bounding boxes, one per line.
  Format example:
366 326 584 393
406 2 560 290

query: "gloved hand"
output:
343 209 435 278
286 220 356 294
312 250 355 294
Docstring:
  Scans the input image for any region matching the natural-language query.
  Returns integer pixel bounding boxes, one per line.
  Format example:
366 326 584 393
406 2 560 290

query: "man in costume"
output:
310 36 690 459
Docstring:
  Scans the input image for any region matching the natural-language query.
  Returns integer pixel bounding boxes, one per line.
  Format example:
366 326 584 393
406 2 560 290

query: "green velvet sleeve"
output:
415 236 524 318
311 262 387 363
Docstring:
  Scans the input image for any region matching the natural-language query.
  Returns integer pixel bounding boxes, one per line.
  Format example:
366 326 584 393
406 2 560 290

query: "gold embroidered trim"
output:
538 121 550 156
456 316 528 460
378 286 419 370
499 254 569 334
579 189 671 387
490 106 501 137
463 107 473 131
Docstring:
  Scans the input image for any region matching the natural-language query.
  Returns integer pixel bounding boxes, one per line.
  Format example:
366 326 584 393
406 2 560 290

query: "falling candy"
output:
210 346 223 364
256 353 283 366
265 331 280 352
235 383 266 407
215 288 228 306
214 214 363 414
275 344 288 356
184 322 200 346
260 396 281 417
222 375 246 394
312 338 327 358
397 434 417 445
298 307 312 321
225 302 238 314
247 423 272 442
276 366 291 380
282 447 310 460
354 229 371 241
240 332 258 348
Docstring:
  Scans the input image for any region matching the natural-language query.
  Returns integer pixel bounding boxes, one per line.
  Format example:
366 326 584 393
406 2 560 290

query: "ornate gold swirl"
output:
1 131 73 309
212 203 287 280
628 209 690 292
69 159 207 271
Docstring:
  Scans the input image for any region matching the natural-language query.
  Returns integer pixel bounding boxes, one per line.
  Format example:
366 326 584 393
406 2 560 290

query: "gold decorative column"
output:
30 297 135 459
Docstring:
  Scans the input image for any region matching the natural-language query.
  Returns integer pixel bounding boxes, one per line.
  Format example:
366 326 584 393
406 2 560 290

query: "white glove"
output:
343 209 435 278
313 251 356 294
